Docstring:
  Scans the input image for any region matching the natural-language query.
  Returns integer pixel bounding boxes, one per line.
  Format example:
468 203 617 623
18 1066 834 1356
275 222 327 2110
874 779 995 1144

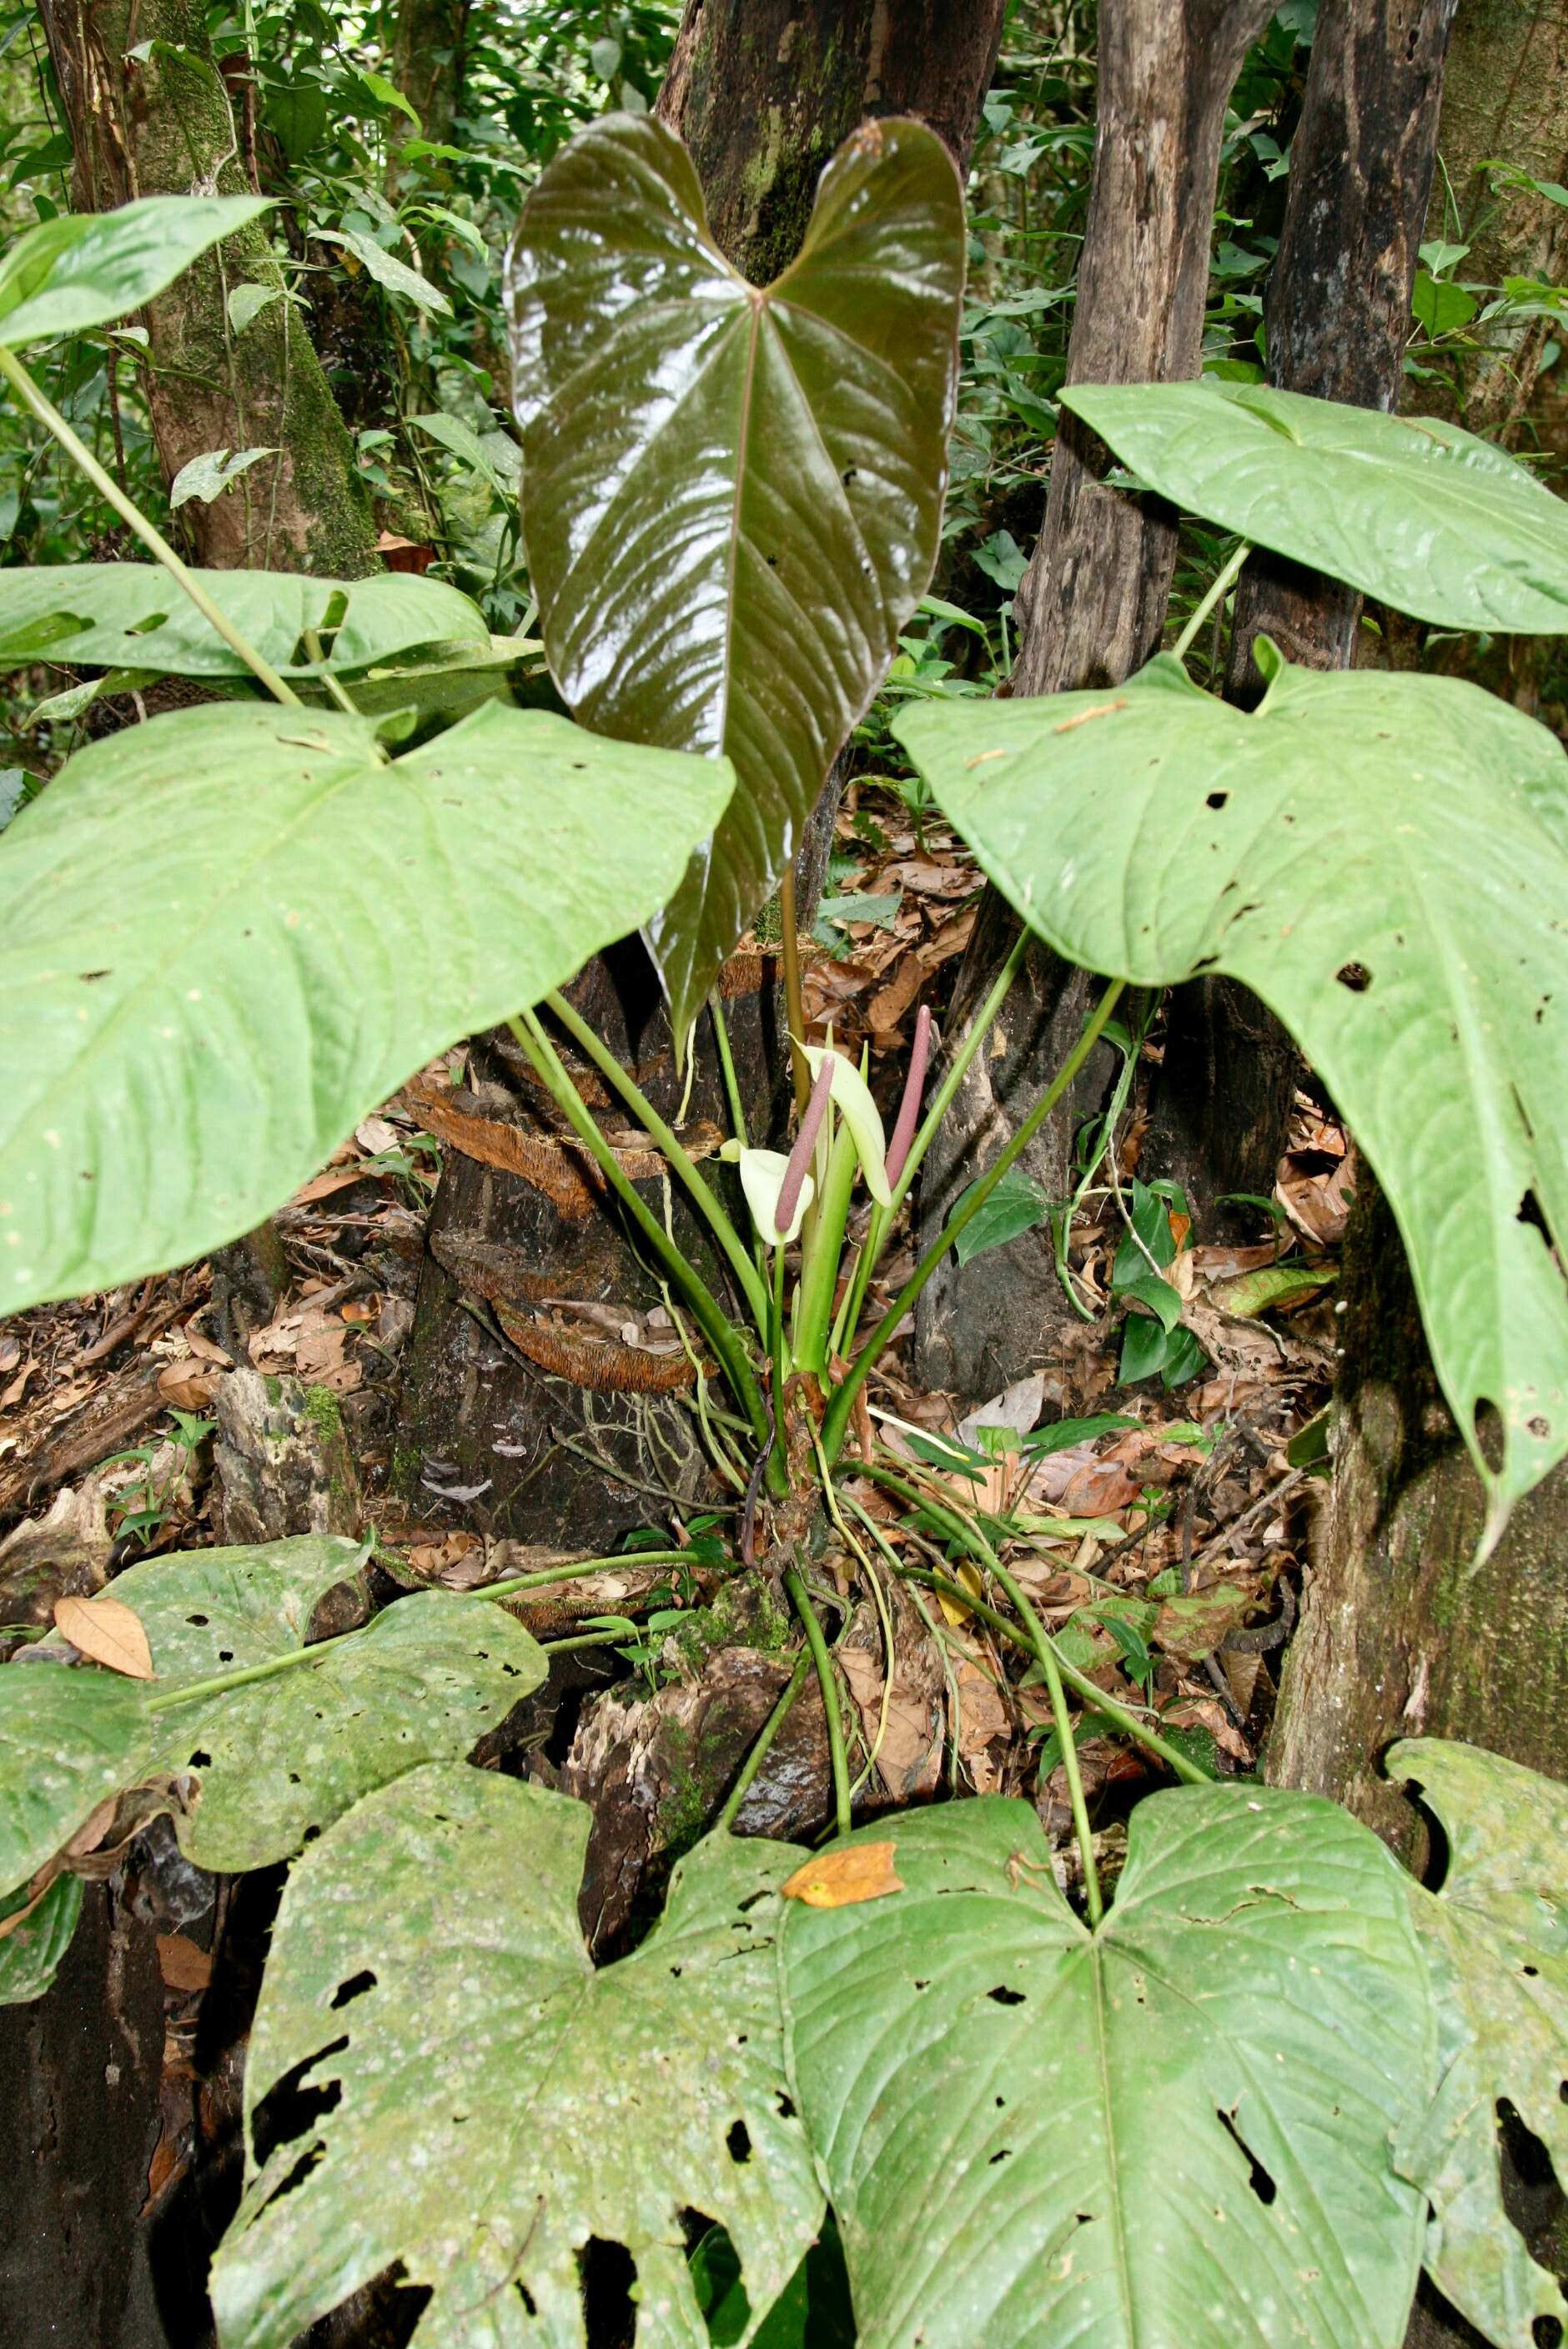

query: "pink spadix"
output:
883 1003 932 1190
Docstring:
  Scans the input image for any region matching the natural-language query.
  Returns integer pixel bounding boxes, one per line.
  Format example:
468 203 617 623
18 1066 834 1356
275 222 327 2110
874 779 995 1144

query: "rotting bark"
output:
398 2 1005 1547
916 0 1274 1400
654 0 1005 286
38 0 380 576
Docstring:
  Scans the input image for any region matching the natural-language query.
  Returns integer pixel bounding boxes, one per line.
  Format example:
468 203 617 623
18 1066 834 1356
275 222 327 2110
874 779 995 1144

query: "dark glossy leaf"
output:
212 1771 822 2346
0 563 491 679
781 1790 1433 2349
951 1163 1047 1265
1061 382 1568 633
0 1873 83 2005
507 111 964 1039
0 699 731 1310
897 653 1568 1536
0 196 273 346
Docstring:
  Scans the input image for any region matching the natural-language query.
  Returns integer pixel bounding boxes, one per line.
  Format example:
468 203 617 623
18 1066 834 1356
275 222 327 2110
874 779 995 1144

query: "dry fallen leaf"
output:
158 1358 217 1411
54 1592 155 1679
156 1931 214 1992
781 1842 904 1908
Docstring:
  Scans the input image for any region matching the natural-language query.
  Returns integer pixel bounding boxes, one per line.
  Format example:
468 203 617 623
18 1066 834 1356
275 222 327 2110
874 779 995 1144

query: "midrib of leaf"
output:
1089 1941 1138 2345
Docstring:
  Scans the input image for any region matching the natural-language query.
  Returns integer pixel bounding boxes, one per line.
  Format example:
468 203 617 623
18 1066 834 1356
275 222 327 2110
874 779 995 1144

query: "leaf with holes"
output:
210 1768 823 2348
896 652 1568 1535
781 1788 1434 2349
0 195 273 347
0 1537 545 1903
0 697 732 1310
1061 382 1568 633
506 111 964 1041
1388 1739 1568 2348
0 563 491 679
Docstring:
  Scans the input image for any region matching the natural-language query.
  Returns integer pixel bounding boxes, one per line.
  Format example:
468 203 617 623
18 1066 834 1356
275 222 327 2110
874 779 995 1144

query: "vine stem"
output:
784 1562 852 1838
1172 539 1253 665
861 1464 1103 1922
822 975 1125 1462
544 988 767 1330
508 1008 773 1453
0 344 304 708
716 1651 812 1833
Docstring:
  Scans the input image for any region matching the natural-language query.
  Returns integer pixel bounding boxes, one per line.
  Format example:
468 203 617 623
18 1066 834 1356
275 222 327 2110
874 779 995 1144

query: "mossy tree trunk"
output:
913 0 1274 1401
39 0 380 576
397 0 1006 1547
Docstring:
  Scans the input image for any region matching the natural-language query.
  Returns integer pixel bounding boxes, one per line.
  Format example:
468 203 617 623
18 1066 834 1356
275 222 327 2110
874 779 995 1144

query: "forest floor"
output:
0 783 1350 2255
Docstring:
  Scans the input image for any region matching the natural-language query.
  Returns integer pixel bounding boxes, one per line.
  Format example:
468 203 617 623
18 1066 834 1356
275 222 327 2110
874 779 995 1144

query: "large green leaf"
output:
782 1788 1433 2349
0 563 491 679
1388 1739 1568 2347
895 654 1568 1532
0 196 273 348
1060 382 1568 633
0 697 732 1310
0 1539 545 1890
507 112 964 1040
0 1874 83 2005
212 1768 822 2348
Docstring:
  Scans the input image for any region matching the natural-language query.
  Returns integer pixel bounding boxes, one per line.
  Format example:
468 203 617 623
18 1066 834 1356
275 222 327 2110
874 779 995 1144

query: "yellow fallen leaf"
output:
937 1559 984 1627
782 1842 904 1909
54 1592 154 1680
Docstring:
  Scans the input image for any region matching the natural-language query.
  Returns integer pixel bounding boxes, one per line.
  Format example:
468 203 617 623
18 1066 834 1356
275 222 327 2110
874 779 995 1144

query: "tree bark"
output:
655 0 1004 284
38 0 380 576
1226 0 1459 694
398 0 1005 1542
916 0 1274 1401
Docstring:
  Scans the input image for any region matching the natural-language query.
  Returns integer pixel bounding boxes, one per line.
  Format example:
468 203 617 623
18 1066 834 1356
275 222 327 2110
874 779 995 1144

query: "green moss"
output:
302 1383 344 1436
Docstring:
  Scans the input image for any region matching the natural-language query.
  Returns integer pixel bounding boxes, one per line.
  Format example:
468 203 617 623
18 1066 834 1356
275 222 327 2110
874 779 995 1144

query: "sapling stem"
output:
543 989 767 1330
508 1009 773 1454
709 992 749 1150
0 345 304 709
716 1651 812 1832
1172 539 1253 665
823 976 1125 1461
777 863 811 1114
784 1562 852 1837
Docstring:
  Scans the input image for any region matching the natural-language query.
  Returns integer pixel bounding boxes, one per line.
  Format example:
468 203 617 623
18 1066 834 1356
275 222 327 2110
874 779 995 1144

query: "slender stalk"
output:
0 345 304 709
540 1628 636 1654
1172 539 1252 666
784 1562 852 1837
304 624 362 718
144 1638 333 1713
481 1548 693 1601
509 1009 772 1452
544 989 767 1330
824 977 1125 1461
709 991 749 1150
840 926 1032 1348
777 863 811 1115
794 1122 857 1375
716 1652 812 1832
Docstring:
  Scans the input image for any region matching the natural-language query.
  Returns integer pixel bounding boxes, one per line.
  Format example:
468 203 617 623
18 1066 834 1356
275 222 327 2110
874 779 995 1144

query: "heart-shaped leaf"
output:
0 1873 83 2005
0 562 491 678
211 1768 822 2348
1388 1739 1568 2347
782 1788 1433 2349
895 654 1568 1534
0 196 273 347
1061 382 1568 633
0 1539 545 1892
0 697 732 1310
506 111 964 1040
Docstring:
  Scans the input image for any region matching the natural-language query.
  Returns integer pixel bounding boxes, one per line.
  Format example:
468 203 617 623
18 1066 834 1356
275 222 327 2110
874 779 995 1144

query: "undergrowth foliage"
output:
0 103 1564 2349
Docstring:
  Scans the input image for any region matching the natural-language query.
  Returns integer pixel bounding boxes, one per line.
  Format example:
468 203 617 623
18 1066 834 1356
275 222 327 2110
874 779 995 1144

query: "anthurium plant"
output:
0 138 1563 2349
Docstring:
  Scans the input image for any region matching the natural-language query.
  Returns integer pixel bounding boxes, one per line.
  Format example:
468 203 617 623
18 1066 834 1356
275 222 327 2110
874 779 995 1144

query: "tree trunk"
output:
915 0 1274 1401
1145 0 1456 1234
38 0 380 576
655 0 1003 285
391 0 469 158
1226 0 1458 694
397 0 1005 1544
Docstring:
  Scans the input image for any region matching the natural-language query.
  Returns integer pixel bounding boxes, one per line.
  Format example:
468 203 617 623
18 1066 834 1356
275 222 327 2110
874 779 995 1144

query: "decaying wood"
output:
212 1366 364 1545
